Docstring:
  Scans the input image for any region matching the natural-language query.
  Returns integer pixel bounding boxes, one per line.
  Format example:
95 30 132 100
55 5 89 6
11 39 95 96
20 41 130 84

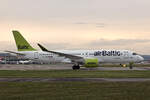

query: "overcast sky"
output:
0 0 150 54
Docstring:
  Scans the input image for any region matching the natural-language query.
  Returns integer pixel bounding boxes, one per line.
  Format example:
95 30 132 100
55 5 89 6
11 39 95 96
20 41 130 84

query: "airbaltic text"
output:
94 51 121 56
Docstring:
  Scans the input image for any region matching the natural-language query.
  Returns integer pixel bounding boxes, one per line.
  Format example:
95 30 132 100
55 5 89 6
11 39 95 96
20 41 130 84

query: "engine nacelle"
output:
84 58 99 68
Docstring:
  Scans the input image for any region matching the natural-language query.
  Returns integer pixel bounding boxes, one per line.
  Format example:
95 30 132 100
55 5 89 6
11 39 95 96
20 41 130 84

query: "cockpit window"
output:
133 53 137 55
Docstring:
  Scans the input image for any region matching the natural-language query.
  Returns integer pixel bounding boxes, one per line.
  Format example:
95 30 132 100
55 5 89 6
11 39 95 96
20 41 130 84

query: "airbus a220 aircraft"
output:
37 43 144 70
6 30 144 70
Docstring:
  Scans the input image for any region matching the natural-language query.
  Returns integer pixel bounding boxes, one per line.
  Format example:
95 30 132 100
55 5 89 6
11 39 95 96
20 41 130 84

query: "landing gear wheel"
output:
72 65 80 70
72 65 76 70
129 62 134 69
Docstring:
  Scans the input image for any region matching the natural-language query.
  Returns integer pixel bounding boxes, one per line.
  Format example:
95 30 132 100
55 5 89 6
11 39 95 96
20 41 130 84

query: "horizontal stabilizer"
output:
5 50 25 56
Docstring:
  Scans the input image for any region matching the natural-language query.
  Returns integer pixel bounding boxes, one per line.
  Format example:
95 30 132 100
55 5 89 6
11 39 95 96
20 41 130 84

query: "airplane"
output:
37 43 144 70
6 31 65 64
6 30 144 70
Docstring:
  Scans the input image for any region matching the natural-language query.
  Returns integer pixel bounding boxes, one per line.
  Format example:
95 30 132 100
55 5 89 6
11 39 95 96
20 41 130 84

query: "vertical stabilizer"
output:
12 30 36 51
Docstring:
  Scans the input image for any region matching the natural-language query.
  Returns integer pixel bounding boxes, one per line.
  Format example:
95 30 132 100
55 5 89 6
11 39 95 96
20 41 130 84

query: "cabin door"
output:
34 52 39 59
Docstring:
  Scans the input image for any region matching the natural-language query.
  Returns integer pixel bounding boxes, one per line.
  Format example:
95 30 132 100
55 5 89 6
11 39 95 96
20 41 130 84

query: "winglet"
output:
37 43 48 51
12 30 36 51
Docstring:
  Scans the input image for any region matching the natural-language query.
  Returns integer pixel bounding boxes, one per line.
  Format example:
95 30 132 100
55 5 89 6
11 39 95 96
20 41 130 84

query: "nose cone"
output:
138 56 144 62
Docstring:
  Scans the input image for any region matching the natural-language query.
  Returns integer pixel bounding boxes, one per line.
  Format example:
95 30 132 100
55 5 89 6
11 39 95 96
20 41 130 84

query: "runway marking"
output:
0 78 150 82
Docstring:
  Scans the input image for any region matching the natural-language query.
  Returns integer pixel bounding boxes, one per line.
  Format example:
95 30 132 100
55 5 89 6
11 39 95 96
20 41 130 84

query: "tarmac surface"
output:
0 64 150 71
0 78 150 82
0 64 150 82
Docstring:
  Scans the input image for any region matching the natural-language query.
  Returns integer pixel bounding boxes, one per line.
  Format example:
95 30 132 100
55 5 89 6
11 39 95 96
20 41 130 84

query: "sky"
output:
0 0 150 54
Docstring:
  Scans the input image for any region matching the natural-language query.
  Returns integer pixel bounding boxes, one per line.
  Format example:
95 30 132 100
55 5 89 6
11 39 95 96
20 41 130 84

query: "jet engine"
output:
84 58 99 68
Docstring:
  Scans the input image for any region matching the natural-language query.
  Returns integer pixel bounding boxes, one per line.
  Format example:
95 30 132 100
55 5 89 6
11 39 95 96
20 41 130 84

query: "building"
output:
0 52 27 64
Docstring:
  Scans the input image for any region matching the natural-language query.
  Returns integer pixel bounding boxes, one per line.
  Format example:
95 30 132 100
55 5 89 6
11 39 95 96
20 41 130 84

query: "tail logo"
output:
18 45 29 49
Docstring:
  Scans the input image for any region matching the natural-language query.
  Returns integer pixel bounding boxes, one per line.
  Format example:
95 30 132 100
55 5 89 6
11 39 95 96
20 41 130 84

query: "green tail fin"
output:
12 30 36 51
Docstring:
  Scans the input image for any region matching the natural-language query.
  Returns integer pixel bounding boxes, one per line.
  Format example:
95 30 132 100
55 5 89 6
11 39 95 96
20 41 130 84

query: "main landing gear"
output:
72 64 80 70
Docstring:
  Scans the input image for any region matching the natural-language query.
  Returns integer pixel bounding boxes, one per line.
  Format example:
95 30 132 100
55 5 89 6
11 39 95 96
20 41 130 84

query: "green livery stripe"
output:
12 30 36 51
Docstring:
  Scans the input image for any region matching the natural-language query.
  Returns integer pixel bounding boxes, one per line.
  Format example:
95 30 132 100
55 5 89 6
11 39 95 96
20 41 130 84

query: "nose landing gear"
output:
129 62 134 69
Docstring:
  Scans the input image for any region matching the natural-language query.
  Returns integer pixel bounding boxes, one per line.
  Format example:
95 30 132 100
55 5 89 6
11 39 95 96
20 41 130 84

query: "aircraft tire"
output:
72 65 80 70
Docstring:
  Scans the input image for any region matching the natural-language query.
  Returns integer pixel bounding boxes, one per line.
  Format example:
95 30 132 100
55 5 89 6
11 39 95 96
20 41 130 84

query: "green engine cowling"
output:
84 58 99 68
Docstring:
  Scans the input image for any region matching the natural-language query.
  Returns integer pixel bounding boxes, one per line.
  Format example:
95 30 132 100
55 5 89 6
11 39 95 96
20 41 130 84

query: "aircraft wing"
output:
37 43 83 60
5 50 25 56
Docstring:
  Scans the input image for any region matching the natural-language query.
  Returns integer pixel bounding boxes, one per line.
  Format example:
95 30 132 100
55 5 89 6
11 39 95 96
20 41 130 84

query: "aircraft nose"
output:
138 56 144 62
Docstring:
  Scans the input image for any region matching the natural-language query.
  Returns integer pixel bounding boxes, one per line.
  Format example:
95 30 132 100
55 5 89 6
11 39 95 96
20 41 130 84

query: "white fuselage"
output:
18 50 144 64
19 51 65 63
